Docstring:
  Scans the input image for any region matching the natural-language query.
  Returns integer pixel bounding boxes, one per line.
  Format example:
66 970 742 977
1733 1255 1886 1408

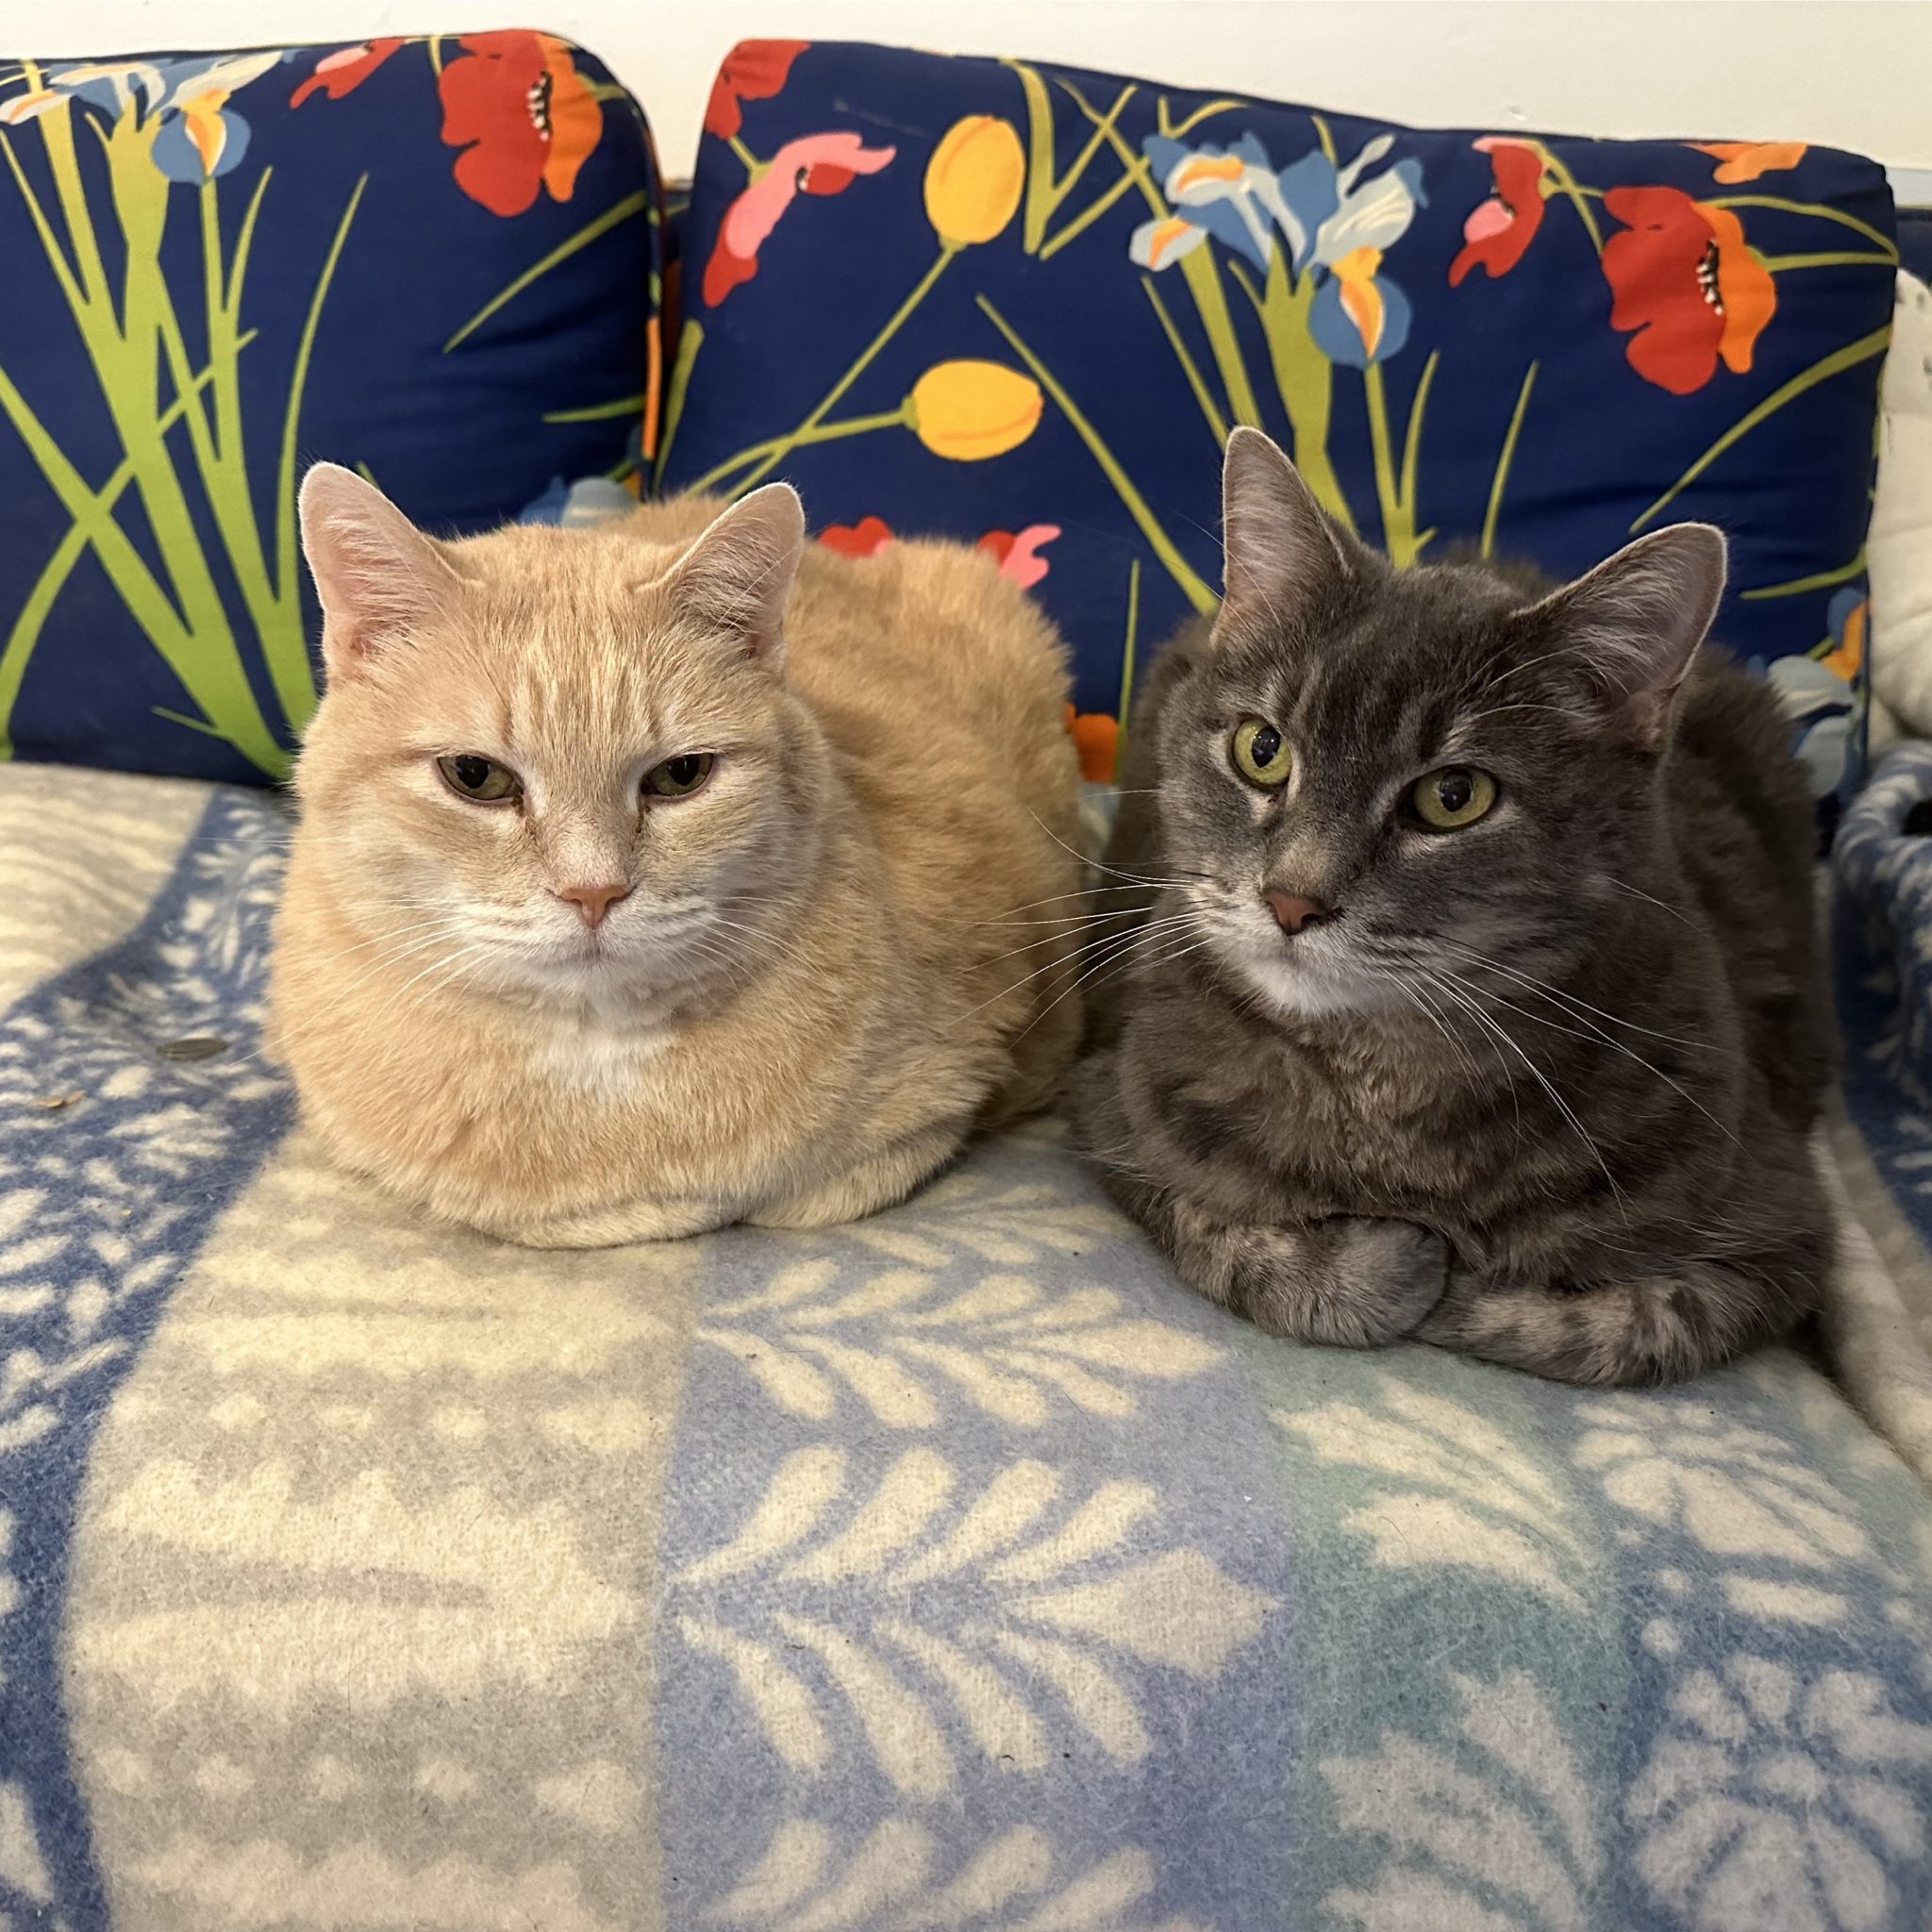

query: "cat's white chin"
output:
1220 934 1393 1020
470 929 735 1024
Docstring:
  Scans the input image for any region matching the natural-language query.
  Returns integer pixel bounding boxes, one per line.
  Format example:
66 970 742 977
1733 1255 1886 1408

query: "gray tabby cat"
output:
1073 426 1833 1386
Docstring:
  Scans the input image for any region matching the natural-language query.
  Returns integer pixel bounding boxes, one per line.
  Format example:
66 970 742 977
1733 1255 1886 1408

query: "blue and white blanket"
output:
1831 742 1932 1479
5 759 1932 1932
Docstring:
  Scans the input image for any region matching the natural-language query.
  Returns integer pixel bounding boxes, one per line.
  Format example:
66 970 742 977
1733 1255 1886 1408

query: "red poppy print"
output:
438 31 602 217
819 516 894 558
705 40 809 142
290 38 403 108
1602 185 1776 394
976 525 1060 589
1449 138 1546 287
702 133 896 307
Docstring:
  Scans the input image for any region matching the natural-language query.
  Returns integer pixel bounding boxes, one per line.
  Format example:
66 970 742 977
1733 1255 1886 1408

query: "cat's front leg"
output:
1073 1051 1446 1346
1414 1257 1805 1386
1165 1196 1450 1348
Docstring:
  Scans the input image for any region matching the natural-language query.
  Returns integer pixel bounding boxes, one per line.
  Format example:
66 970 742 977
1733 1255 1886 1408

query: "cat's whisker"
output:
1008 913 1216 1044
1452 699 1583 728
1024 805 1195 892
1436 941 1715 1051
973 906 1200 963
974 877 1207 924
1439 953 1744 1153
1600 874 1702 931
326 915 472 960
242 931 493 1067
1409 966 1524 1135
1422 968 1630 1218
965 910 1208 1014
1377 966 1492 1099
1074 924 1220 1012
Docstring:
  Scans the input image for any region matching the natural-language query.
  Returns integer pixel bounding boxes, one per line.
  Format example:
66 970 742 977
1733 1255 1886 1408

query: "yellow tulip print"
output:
908 360 1042 461
924 113 1024 247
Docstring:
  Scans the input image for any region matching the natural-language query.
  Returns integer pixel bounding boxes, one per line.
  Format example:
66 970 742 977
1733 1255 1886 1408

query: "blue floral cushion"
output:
0 36 661 783
660 42 1894 808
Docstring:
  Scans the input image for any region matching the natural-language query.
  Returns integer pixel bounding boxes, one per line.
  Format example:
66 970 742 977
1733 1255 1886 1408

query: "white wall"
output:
21 1 1932 181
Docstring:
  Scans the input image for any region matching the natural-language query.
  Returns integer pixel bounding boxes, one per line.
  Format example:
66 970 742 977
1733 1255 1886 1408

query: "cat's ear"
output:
299 463 462 684
656 484 805 666
1525 525 1727 749
1217 425 1358 637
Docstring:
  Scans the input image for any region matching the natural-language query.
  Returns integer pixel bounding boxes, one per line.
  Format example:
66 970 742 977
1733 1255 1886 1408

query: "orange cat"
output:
269 469 1085 1245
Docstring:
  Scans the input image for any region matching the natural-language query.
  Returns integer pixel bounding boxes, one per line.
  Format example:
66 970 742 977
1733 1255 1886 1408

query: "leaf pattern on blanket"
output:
1322 1669 1603 1932
1627 1656 1932 1932
1574 1392 1872 1568
0 810 286 1451
673 1445 1273 1792
1273 1376 1591 1610
697 1259 1223 1427
703 1815 1208 1930
841 1158 1119 1269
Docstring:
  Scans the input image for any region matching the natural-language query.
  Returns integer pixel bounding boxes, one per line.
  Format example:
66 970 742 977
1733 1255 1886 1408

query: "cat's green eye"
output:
1408 766 1498 831
436 754 519 804
643 752 716 800
1231 717 1292 788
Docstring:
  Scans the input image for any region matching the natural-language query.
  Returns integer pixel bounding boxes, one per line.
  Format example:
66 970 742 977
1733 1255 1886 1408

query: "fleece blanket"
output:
1830 744 1932 1486
5 759 1932 1932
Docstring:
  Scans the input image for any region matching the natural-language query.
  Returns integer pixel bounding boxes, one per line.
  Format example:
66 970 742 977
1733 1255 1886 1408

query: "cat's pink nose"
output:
1266 891 1332 936
555 882 631 929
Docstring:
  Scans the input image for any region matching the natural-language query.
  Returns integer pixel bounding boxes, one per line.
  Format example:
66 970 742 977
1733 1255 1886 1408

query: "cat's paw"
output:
1409 1262 1487 1349
1223 1215 1448 1347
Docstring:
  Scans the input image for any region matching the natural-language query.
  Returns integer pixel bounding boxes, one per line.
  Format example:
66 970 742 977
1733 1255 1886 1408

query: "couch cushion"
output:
660 41 1894 814
0 35 661 784
5 758 1932 1927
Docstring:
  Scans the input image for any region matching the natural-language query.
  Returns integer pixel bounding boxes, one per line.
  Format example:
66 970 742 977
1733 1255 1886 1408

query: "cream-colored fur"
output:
269 472 1085 1246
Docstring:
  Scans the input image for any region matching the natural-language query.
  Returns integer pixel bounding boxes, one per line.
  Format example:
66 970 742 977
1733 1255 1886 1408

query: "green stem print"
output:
1004 60 1138 258
1158 96 1250 142
444 190 650 350
1531 144 1605 254
1362 359 1437 567
1481 361 1538 558
544 393 651 424
1116 556 1142 754
1237 255 1354 531
0 340 252 757
653 320 703 491
1141 275 1228 446
1180 245 1263 428
692 245 961 497
978 295 1216 614
272 175 364 724
1707 194 1897 259
691 407 915 485
1758 251 1897 272
1397 350 1438 554
1632 324 1891 531
0 82 369 774
1740 551 1867 600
